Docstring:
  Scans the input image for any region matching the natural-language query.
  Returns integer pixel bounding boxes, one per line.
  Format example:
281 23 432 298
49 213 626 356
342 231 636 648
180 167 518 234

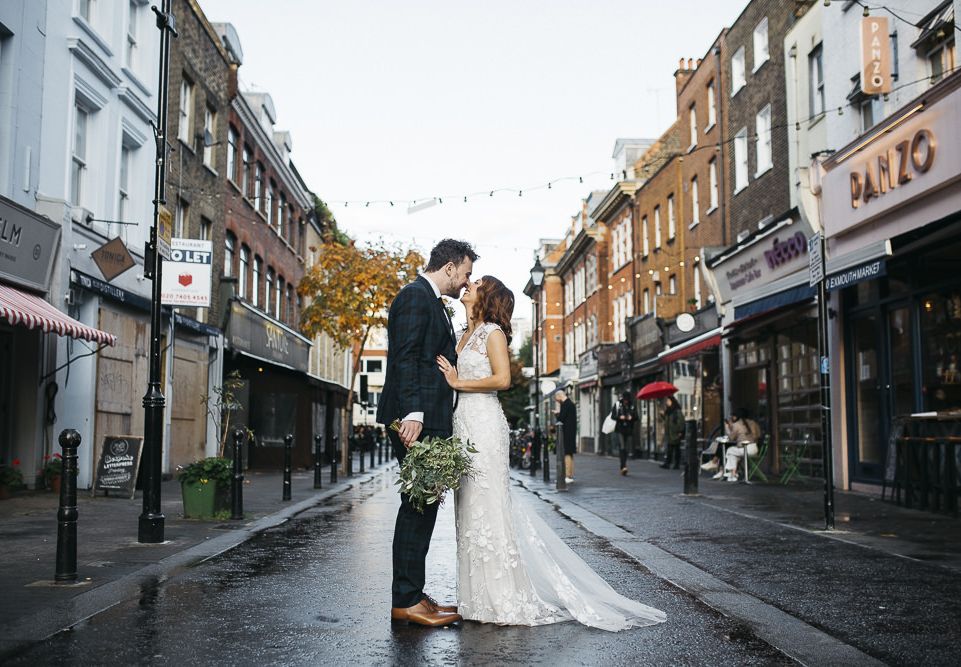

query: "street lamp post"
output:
139 0 177 544
529 258 547 482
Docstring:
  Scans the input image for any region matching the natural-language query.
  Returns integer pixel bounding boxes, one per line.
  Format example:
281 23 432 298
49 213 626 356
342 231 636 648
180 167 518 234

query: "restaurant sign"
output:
227 300 310 372
0 195 61 292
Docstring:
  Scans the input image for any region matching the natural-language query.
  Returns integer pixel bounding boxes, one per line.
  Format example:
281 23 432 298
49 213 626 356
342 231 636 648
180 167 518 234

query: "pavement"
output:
0 449 959 664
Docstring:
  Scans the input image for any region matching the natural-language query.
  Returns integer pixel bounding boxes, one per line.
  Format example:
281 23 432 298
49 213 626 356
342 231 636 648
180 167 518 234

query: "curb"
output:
0 466 393 659
511 473 884 667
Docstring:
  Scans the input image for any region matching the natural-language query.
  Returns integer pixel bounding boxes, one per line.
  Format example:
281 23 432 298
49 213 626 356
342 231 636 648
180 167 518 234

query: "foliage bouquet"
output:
391 421 477 513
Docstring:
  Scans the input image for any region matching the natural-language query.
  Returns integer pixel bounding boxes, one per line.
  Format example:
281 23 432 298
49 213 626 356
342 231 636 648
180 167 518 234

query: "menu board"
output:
94 435 143 498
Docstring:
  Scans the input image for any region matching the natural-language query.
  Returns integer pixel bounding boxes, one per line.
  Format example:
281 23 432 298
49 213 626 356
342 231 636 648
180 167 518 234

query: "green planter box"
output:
181 480 228 519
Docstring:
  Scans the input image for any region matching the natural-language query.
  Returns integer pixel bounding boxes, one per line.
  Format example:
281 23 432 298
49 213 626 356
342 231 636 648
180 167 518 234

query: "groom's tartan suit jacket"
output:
376 276 457 444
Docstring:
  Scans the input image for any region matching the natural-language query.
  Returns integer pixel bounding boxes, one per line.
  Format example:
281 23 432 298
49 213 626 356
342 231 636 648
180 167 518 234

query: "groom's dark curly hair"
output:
425 239 479 272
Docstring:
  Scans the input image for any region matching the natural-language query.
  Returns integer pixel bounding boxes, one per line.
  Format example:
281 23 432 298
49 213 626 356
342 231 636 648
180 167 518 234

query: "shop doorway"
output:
847 303 915 483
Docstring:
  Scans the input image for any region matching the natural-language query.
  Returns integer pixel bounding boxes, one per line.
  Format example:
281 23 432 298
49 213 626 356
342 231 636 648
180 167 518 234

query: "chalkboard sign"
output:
94 435 143 498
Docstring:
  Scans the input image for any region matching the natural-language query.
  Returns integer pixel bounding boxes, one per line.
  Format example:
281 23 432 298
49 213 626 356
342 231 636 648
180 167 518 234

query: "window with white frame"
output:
252 256 261 306
654 206 662 248
734 128 749 192
643 288 650 314
690 177 700 226
574 266 586 304
586 253 598 293
753 17 769 71
265 184 274 229
755 104 772 174
265 267 274 314
79 0 94 23
117 145 129 222
623 219 632 262
706 80 716 128
227 127 238 181
275 276 283 319
669 274 677 295
564 280 573 314
255 162 264 211
239 246 249 298
279 193 287 235
688 104 697 149
709 159 719 209
71 105 88 207
242 145 252 197
731 46 746 95
224 232 235 277
667 195 676 240
694 264 702 309
928 37 956 83
178 78 194 144
203 106 216 167
809 44 825 117
575 322 585 357
126 2 138 72
174 198 187 237
612 299 621 342
565 331 574 364
200 216 211 242
642 216 650 256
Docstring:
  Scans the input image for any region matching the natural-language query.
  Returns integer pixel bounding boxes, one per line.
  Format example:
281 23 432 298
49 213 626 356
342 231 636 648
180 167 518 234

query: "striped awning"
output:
0 283 116 346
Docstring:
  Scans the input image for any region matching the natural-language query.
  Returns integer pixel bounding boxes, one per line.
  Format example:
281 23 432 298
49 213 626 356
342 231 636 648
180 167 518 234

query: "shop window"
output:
921 290 961 413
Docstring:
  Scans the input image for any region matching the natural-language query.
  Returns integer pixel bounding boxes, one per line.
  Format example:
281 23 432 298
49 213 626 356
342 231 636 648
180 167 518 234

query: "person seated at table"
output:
700 408 755 479
720 408 761 482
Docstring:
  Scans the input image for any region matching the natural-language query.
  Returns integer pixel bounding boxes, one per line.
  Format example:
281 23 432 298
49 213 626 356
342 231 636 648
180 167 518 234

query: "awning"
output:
659 328 722 365
733 284 816 322
0 283 116 345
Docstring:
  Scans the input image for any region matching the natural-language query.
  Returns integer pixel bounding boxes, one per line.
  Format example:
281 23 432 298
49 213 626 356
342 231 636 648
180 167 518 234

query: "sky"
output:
199 0 748 329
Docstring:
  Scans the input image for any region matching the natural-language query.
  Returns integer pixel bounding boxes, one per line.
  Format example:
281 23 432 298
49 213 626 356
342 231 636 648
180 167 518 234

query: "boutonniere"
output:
440 297 456 319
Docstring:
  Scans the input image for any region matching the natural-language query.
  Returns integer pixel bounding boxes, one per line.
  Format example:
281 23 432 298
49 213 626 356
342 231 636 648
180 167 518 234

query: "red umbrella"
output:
636 381 678 400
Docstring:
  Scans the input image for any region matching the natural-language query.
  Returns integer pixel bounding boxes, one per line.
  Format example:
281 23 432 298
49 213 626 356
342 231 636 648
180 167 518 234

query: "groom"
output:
377 238 477 627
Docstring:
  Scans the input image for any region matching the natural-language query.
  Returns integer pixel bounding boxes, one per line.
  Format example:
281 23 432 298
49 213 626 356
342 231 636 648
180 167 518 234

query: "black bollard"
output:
283 434 293 501
55 429 81 583
555 422 567 491
370 439 375 469
330 435 338 484
313 434 323 489
377 438 382 465
231 429 245 520
542 430 550 483
683 418 699 496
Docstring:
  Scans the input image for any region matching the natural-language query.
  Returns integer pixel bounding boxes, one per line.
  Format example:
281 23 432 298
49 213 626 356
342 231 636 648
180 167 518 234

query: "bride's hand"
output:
436 355 459 389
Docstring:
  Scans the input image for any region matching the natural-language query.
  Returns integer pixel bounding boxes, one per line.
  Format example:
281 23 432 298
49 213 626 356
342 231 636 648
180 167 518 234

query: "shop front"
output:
707 211 821 478
0 195 116 489
658 305 722 438
629 314 664 457
597 342 631 456
224 299 314 470
820 70 961 491
575 350 598 453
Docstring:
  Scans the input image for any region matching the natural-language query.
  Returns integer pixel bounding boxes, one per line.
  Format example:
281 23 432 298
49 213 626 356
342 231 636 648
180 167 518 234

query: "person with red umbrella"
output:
659 395 685 470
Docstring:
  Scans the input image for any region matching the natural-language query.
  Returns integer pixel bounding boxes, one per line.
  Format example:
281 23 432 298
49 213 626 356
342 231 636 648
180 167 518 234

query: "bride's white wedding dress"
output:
453 322 666 632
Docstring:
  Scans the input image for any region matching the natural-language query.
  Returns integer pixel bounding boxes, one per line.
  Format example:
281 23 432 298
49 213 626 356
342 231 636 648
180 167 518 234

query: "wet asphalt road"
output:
6 473 792 666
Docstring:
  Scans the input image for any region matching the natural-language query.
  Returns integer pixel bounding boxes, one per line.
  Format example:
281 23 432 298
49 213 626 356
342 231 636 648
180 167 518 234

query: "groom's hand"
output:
398 420 423 448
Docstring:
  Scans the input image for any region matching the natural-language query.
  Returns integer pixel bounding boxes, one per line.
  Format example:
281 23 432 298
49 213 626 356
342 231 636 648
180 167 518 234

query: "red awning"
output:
659 332 721 365
0 283 116 346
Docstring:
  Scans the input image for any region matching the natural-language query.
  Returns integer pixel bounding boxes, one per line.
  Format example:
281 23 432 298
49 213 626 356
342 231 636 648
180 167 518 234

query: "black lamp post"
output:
139 1 177 543
529 258 546 481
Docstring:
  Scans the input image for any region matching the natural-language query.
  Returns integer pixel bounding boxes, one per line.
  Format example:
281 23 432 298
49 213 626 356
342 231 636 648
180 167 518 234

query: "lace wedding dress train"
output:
453 323 666 632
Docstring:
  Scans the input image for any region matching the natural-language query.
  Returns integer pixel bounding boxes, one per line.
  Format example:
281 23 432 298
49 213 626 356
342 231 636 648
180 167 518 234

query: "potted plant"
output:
0 459 26 499
176 457 232 519
41 453 64 493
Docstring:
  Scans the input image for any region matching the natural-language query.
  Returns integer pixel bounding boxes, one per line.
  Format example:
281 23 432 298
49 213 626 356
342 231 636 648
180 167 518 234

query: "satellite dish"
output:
676 312 696 333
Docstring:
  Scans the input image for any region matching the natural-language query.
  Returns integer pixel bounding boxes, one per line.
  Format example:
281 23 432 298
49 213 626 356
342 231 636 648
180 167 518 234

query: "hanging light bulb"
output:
578 176 583 183
547 182 552 189
365 202 370 207
463 196 467 203
389 201 394 207
823 0 830 5
518 190 523 197
862 4 869 17
489 191 494 197
838 106 844 115
438 197 443 204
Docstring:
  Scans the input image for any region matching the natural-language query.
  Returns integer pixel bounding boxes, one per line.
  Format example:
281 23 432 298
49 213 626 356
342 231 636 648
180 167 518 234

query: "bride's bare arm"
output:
436 329 512 392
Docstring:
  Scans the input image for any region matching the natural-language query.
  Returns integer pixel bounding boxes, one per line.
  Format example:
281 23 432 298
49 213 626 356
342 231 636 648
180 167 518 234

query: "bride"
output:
435 276 666 632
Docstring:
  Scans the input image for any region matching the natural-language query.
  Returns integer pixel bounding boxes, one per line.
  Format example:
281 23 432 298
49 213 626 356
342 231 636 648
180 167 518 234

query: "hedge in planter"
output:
177 457 233 519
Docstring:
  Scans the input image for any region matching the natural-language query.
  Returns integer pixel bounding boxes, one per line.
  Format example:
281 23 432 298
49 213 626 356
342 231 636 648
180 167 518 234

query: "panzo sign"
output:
849 128 936 209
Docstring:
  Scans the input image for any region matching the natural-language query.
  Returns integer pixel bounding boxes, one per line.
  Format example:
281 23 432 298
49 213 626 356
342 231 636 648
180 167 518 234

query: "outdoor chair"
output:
743 434 770 483
779 435 810 485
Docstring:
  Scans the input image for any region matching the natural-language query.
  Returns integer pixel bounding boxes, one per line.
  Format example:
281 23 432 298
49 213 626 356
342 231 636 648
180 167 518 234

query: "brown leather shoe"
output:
390 600 462 627
422 593 458 614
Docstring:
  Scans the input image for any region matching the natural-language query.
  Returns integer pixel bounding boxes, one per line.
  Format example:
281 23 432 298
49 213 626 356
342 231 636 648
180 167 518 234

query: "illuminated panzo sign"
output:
849 127 936 209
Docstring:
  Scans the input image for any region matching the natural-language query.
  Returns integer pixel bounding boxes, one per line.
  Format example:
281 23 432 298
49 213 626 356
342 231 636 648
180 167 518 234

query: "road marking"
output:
513 475 884 667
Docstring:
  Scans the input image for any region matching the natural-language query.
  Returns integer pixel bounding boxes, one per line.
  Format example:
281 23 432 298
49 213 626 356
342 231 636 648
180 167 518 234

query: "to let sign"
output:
861 16 891 95
161 238 213 307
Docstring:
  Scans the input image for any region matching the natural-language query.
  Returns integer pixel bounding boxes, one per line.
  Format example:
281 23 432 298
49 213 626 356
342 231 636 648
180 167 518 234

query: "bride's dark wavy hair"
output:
471 276 514 344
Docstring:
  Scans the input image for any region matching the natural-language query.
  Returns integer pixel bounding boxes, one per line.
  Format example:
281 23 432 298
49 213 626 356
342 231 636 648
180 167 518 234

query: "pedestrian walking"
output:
611 391 638 476
659 396 684 470
554 390 577 483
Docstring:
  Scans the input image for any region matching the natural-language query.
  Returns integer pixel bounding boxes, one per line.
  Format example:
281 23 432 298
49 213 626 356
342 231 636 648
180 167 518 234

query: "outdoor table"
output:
888 413 961 516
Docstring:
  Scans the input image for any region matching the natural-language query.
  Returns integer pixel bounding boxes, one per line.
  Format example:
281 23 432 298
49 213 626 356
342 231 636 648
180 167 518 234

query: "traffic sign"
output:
808 233 823 286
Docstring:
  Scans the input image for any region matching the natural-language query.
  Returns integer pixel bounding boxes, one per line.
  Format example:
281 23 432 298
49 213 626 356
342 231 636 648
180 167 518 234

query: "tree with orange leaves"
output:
297 233 424 467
